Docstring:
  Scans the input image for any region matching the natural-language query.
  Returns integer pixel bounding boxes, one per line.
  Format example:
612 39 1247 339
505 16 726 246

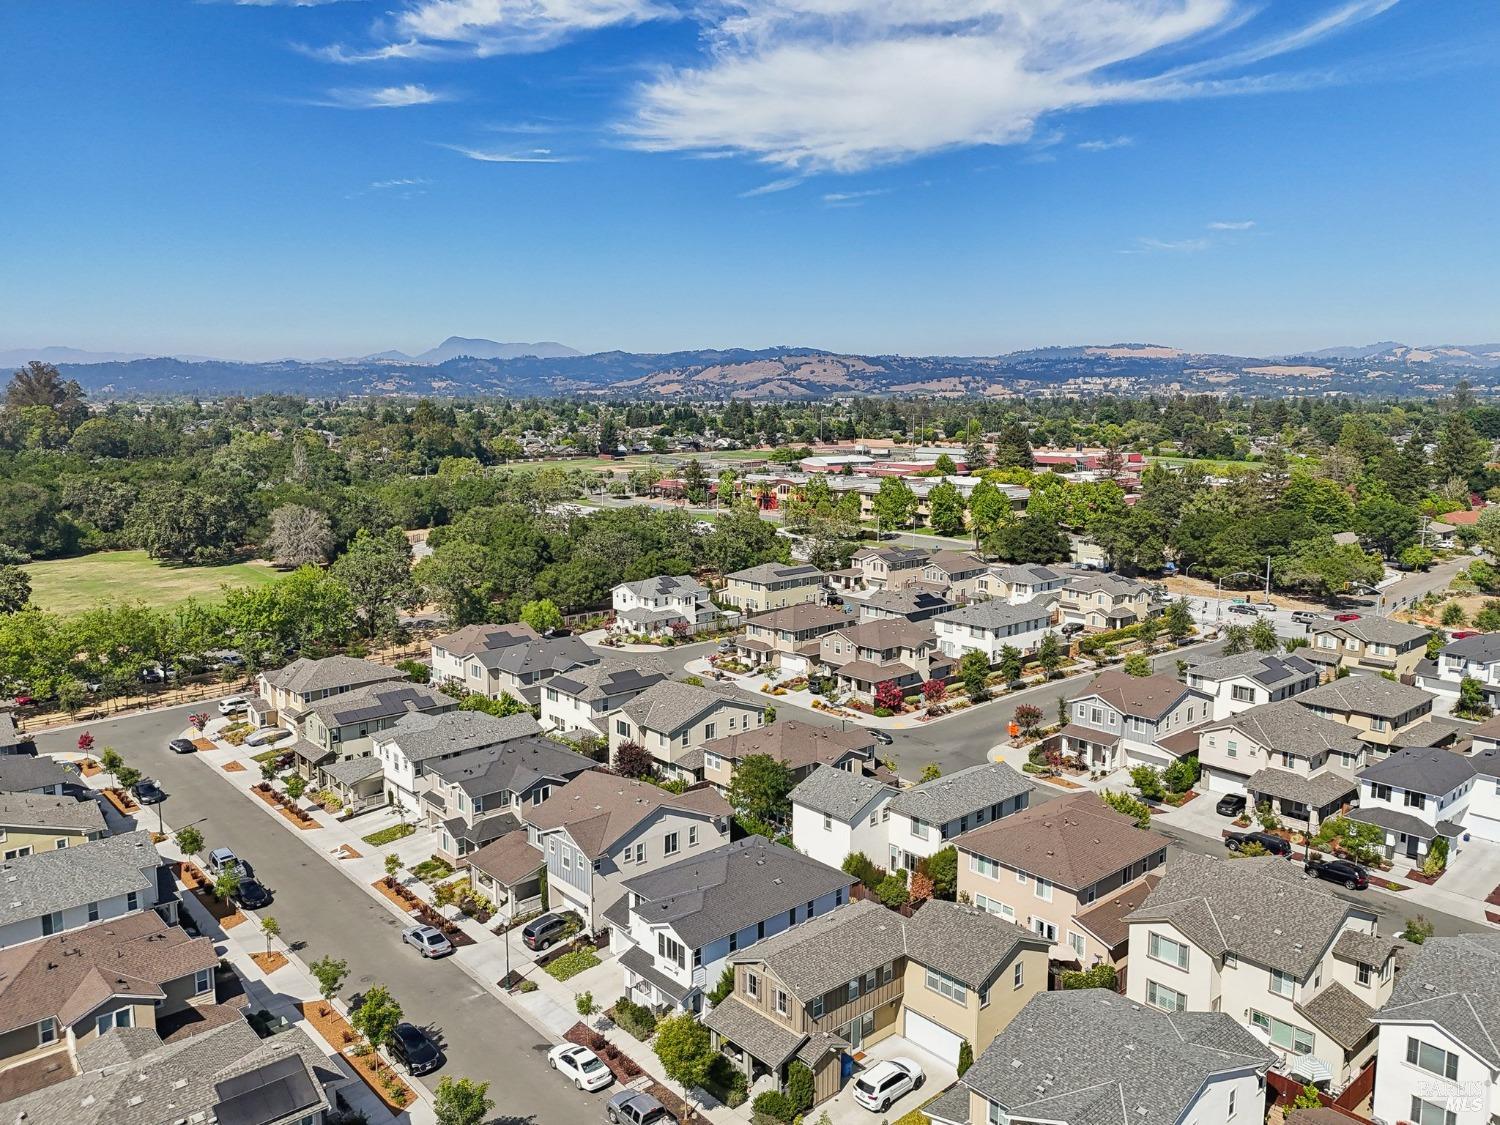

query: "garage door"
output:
1466 814 1500 844
1203 767 1245 795
902 1010 963 1065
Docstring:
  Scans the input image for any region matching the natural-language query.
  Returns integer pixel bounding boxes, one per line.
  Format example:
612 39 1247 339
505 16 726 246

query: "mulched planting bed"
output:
175 862 247 928
368 879 474 946
103 788 139 815
298 1002 415 1113
192 738 216 751
563 1023 643 1084
250 951 288 973
279 806 319 830
1405 868 1445 885
222 761 246 772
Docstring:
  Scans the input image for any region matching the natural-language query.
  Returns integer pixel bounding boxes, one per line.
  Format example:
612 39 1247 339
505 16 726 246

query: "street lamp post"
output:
1215 571 1255 621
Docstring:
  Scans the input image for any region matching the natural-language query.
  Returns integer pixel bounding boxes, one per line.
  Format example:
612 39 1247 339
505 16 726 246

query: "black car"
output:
1215 794 1247 818
870 729 894 747
1305 857 1369 889
1227 603 1260 616
1225 830 1293 856
390 1022 442 1076
132 779 165 804
233 878 273 909
169 738 198 754
521 913 569 952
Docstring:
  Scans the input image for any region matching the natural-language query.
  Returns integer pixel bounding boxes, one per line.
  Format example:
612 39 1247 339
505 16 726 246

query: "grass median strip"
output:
360 823 416 847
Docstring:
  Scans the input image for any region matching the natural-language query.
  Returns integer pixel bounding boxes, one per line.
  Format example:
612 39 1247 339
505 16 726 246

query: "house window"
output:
774 990 789 1016
1227 1088 1236 1120
1148 932 1189 970
746 972 759 999
1068 932 1086 959
87 901 100 922
969 854 999 880
910 818 928 841
41 911 63 936
704 752 723 771
38 1017 57 1046
633 842 646 864
823 814 832 832
1145 981 1185 1013
616 720 630 737
925 968 967 1004
1231 685 1255 703
1410 1097 1457 1125
1371 783 1392 801
95 1008 133 1036
1249 1010 1315 1053
1012 961 1024 990
810 996 824 1019
847 980 859 1003
1356 962 1372 987
882 962 894 984
704 723 716 741
195 968 213 994
1406 1037 1459 1080
664 832 680 856
1030 917 1057 941
1404 791 1427 810
869 811 879 827
658 933 686 969
1269 969 1296 998
1033 877 1053 902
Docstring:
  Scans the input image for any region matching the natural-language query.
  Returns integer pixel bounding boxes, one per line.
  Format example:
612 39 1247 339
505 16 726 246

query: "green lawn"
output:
22 550 279 615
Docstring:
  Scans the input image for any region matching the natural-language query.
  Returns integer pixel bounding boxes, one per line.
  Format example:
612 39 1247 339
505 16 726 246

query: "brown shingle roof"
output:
833 618 935 652
525 773 729 858
1074 873 1162 950
955 792 1169 890
466 829 543 887
1067 669 1201 721
698 720 875 770
744 603 849 634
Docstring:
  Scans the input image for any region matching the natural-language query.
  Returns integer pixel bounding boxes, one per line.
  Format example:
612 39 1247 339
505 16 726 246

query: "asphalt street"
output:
35 703 607 1125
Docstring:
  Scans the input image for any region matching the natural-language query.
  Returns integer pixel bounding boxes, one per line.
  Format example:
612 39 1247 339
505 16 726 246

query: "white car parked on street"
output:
547 1043 614 1091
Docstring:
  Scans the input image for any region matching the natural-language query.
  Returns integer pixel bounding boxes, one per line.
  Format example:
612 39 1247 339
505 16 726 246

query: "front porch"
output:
1056 724 1122 771
1244 767 1357 833
315 756 386 817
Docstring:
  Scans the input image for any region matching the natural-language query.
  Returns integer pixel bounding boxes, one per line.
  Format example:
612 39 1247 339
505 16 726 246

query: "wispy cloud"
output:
822 188 889 207
1077 135 1134 151
1124 236 1213 254
442 144 575 164
319 84 448 109
369 177 431 190
1207 219 1256 230
220 0 361 6
623 1 1403 173
345 177 431 200
738 177 802 198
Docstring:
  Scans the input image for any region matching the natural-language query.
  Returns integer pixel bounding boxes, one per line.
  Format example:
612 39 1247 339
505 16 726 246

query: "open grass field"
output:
21 550 279 615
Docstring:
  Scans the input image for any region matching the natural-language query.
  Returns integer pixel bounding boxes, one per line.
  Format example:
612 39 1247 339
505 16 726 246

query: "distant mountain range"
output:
3 338 1497 400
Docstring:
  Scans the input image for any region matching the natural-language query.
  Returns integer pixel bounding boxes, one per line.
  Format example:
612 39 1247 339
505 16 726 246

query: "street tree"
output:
213 866 241 902
1036 631 1064 676
174 825 204 857
926 481 967 537
434 1077 494 1125
260 915 281 955
653 1012 716 1121
350 984 403 1057
519 598 563 633
871 477 918 531
1163 599 1194 642
98 747 123 787
1123 652 1152 677
918 763 942 783
1248 617 1280 652
310 956 348 1013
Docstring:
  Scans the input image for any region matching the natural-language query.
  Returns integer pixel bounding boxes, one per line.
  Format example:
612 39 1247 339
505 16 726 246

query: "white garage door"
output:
902 1010 963 1065
1466 814 1500 844
1204 767 1246 795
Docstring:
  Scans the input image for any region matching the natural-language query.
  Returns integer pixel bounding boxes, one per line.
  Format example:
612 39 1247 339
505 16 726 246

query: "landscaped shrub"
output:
612 995 658 1039
1060 963 1118 990
841 851 885 888
751 1090 797 1123
785 1062 815 1113
544 949 601 981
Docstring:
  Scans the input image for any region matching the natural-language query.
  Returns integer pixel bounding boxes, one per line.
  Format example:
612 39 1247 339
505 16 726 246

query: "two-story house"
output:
0 756 75 797
1463 745 1500 844
790 766 898 871
920 552 990 600
539 656 669 738
1060 670 1212 772
0 911 221 1080
955 791 1168 965
705 899 1050 1105
1372 932 1500 1125
1058 573 1159 631
1185 650 1321 721
974 563 1067 605
700 720 876 797
251 654 405 737
420 735 594 862
1195 700 1365 828
735 604 850 672
434 628 598 706
858 588 953 623
885 762 1033 875
429 621 539 692
1348 746 1478 866
608 680 766 781
1295 676 1436 751
849 546 932 592
0 831 176 949
1417 631 1500 708
719 563 827 614
817 618 949 702
292 681 457 777
926 988 1274 1125
1126 852 1388 1091
523 772 731 933
0 792 106 858
931 600 1054 664
1307 617 1430 678
611 575 719 638
609 836 855 1014
373 708 542 814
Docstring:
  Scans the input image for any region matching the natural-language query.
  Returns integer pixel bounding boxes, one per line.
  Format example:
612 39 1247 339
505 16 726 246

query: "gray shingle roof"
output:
1202 699 1367 760
1064 572 1151 598
1187 650 1319 688
921 1084 972 1125
727 562 824 586
903 899 1048 991
962 989 1273 1125
306 681 455 727
789 765 895 822
728 900 908 1001
483 634 598 678
1067 669 1200 721
375 709 540 763
1439 632 1500 663
0 830 161 928
1346 805 1463 841
466 829 543 887
1333 929 1402 967
887 761 1032 824
620 679 757 736
1245 767 1358 809
319 755 384 786
1312 616 1429 646
0 755 75 793
525 773 729 859
992 563 1064 585
1297 676 1435 721
617 574 710 600
0 712 18 748
700 720 874 771
703 997 804 1068
1358 745 1478 795
1296 982 1376 1050
1127 852 1360 978
426 735 592 798
430 621 538 658
861 588 952 619
744 602 850 634
1387 716 1474 750
547 656 669 702
261 654 404 695
622 836 854 949
1375 931 1500 1068
932 599 1053 631
0 791 106 834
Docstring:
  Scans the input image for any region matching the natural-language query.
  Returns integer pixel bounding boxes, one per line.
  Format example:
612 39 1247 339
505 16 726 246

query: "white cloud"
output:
822 188 888 205
624 0 1402 172
320 84 448 108
1126 236 1212 253
369 177 431 189
739 176 803 197
1207 219 1255 229
1077 135 1134 151
443 144 574 163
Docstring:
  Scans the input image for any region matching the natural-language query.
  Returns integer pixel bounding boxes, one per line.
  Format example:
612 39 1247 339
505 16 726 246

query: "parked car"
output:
853 1058 924 1113
233 877 273 909
1225 830 1293 857
606 1091 676 1125
869 728 894 747
401 924 454 958
1451 630 1481 640
132 778 165 805
206 847 241 875
522 913 569 952
245 727 292 747
389 1022 443 1076
548 1043 614 1091
1333 612 1362 622
1059 622 1085 636
218 696 249 716
168 737 198 754
1227 603 1259 616
138 666 176 684
1290 611 1322 626
1305 857 1369 889
1215 794 1247 818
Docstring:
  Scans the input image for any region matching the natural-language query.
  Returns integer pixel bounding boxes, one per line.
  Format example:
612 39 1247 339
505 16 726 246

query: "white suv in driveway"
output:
853 1058 924 1112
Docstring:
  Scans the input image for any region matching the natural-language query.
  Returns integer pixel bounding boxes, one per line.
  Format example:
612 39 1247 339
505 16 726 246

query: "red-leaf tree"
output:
614 740 656 779
873 680 904 712
77 732 95 753
921 679 947 704
1013 704 1043 736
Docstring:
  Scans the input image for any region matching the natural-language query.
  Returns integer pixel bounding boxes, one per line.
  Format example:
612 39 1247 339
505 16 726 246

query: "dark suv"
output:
389 1022 443 1076
1215 794 1247 818
1225 830 1292 856
522 913 569 951
1305 857 1368 889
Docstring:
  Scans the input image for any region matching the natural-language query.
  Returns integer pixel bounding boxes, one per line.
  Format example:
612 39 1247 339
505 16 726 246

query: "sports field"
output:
21 550 278 615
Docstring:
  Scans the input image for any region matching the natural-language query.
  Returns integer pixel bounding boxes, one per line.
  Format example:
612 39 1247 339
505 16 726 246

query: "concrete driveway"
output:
819 1036 956 1125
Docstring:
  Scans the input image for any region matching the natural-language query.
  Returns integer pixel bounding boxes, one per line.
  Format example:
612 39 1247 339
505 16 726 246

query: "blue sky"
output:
2 0 1496 360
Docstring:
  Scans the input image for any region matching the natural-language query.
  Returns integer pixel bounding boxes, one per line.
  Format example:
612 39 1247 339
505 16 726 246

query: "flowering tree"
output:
187 712 209 731
77 731 94 753
669 620 691 640
873 680 904 712
1013 704 1043 737
921 679 947 705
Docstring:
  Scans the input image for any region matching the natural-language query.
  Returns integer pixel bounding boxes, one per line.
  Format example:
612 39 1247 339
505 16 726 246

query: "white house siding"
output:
791 795 890 871
1373 1022 1500 1125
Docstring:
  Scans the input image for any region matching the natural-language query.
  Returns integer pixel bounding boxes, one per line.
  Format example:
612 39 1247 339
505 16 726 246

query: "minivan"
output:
522 913 569 951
